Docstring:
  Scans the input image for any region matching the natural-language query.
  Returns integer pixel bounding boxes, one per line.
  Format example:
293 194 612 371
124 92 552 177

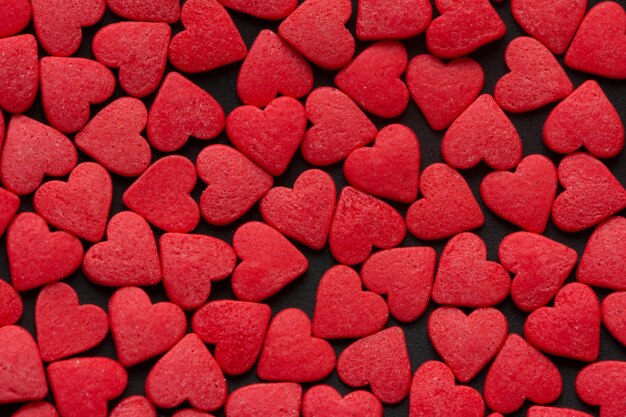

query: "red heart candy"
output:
34 162 112 242
12 402 59 417
168 0 246 73
484 334 562 414
109 286 186 367
40 57 115 133
105 0 180 23
335 41 409 118
92 22 170 98
0 187 19 237
361 247 436 322
258 308 335 382
480 154 557 233
232 221 308 301
406 163 484 240
329 186 405 265
173 410 213 417
578 216 626 290
1 115 77 196
409 361 485 417
110 396 155 417
441 94 523 170
406 54 484 131
602 291 626 347
226 96 307 176
237 29 313 108
75 97 151 177
35 282 109 362
552 152 626 232
499 232 578 312
426 0 506 59
219 0 297 19
543 80 624 158
7 213 83 292
147 72 224 152
344 124 420 203
196 145 273 225
0 326 47 404
525 282 601 361
528 406 593 417
312 265 388 339
495 36 573 113
123 155 200 233
301 87 377 166
0 34 38 113
428 307 508 382
303 385 383 417
160 233 236 310
192 300 271 375
0 0 31 38
0 279 22 327
83 211 160 287
260 169 336 250
225 383 301 417
48 357 127 417
146 333 227 411
338 327 411 404
576 361 626 417
278 0 354 70
565 1 626 79
31 0 104 56
356 0 431 41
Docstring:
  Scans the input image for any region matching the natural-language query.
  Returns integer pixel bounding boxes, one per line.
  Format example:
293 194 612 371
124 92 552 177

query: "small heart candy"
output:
578 216 626 290
110 396 155 417
218 0 297 19
303 385 383 417
602 291 626 347
11 402 59 417
105 0 180 23
356 0 431 41
528 406 593 417
576 361 626 417
225 383 302 417
0 279 22 327
0 34 38 113
0 0 31 38
0 187 19 237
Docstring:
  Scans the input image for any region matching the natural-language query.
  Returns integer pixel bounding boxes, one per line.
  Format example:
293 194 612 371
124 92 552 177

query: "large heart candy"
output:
302 385 383 417
219 0 297 19
0 0 31 38
225 383 301 417
0 279 22 327
576 361 626 417
578 216 626 290
356 0 431 41
105 0 180 22
602 291 626 347
0 34 38 113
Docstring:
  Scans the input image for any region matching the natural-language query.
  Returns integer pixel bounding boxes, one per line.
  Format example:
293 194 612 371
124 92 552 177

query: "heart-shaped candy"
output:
356 0 431 41
576 361 626 417
11 402 59 417
0 187 19 238
0 34 38 114
303 385 383 417
0 279 22 327
578 216 626 290
219 0 297 19
105 0 180 22
528 407 593 417
602 291 626 347
110 396 155 417
0 0 31 38
225 383 301 417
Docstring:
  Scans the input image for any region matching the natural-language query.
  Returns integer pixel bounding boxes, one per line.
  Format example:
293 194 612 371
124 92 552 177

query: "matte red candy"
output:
338 327 411 404
409 361 485 417
92 22 170 97
35 282 109 362
543 80 624 158
218 0 296 19
168 0 247 73
145 333 227 411
484 334 562 414
578 217 626 290
105 0 180 23
329 186 405 265
7 213 83 292
75 97 151 177
226 97 307 176
406 163 484 240
344 124 420 203
260 169 336 250
335 41 409 118
356 0 431 41
237 30 313 108
0 279 22 327
312 265 388 339
528 406 593 417
31 0 104 56
192 300 271 376
11 402 59 417
40 57 115 133
225 383 302 417
576 361 626 417
258 308 335 382
499 232 578 312
426 0 506 59
0 187 19 237
278 0 354 70
0 0 31 38
1 115 77 196
565 2 626 79
123 155 200 233
480 154 558 233
552 152 626 232
428 307 508 382
34 162 112 242
109 396 155 417
109 286 186 367
433 232 511 307
302 385 383 417
441 94 523 170
148 72 224 152
0 326 47 404
361 247 436 323
602 291 626 346
196 145 273 226
48 357 127 417
160 233 236 310
0 35 38 113
173 410 213 417
301 87 377 166
406 54 484 131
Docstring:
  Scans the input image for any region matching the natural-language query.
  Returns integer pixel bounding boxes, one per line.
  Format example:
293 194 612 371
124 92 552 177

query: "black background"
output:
1 0 625 416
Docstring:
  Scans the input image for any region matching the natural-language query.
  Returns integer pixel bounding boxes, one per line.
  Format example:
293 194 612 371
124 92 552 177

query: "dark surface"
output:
1 0 626 416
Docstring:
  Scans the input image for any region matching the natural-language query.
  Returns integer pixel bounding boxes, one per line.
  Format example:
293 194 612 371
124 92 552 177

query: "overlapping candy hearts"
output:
0 0 625 416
